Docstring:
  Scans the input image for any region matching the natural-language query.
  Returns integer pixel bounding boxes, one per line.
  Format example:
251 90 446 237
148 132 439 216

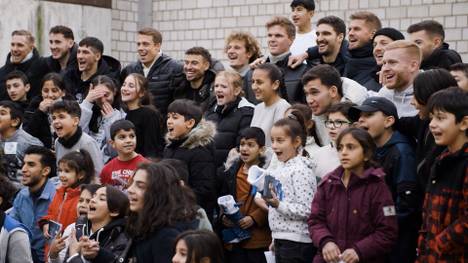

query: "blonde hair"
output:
224 31 262 63
12 30 35 44
350 11 382 32
385 40 422 63
215 70 244 97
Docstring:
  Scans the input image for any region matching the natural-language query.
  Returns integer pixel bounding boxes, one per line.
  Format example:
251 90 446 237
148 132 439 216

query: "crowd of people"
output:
0 0 467 262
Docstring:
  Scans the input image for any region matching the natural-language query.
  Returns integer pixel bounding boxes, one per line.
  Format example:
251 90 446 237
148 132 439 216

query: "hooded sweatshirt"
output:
377 85 418 117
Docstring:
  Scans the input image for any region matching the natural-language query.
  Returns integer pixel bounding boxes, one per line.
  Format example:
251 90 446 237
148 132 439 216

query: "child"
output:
218 127 271 263
349 97 420 262
100 120 148 190
289 0 316 56
449 62 468 91
311 102 354 178
308 127 398 263
250 63 290 147
164 99 216 220
23 72 72 148
0 100 43 184
121 73 164 158
172 230 225 263
265 111 317 263
51 100 103 178
5 70 30 111
40 150 95 260
417 87 468 262
80 75 125 162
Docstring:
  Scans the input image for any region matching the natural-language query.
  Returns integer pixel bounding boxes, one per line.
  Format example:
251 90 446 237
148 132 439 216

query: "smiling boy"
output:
289 0 316 56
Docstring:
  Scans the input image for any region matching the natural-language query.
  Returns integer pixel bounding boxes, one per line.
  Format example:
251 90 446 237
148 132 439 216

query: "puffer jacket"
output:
163 120 217 217
205 97 253 167
308 166 398 263
420 42 462 71
121 54 183 115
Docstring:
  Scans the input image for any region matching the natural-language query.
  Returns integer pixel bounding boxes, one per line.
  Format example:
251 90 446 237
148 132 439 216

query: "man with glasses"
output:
302 64 367 145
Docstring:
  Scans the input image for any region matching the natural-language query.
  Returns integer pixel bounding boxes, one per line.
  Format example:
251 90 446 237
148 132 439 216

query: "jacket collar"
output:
166 119 216 150
327 166 385 186
349 41 374 58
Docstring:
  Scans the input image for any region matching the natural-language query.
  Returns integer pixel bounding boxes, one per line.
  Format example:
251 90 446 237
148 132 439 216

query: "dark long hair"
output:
273 109 308 157
255 63 289 101
127 162 197 239
336 127 379 169
287 103 321 147
174 230 224 263
58 149 95 187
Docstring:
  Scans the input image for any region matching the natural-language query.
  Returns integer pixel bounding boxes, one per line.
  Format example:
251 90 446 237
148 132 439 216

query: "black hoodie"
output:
420 42 462 70
46 43 78 73
343 41 379 91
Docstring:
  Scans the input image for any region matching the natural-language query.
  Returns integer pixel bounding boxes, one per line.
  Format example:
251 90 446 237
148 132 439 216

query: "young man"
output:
377 40 420 117
51 100 103 178
449 62 468 91
0 30 50 100
100 120 148 190
0 101 43 184
121 27 183 116
407 20 462 70
218 127 271 263
417 87 468 262
47 25 77 73
9 146 56 263
349 97 420 263
5 71 30 111
63 37 121 102
302 64 367 145
173 47 216 111
224 31 262 77
289 0 316 56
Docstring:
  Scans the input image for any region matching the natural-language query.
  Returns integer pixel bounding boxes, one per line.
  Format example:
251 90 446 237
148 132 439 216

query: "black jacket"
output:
205 97 253 168
163 120 216 217
306 40 350 76
0 49 51 100
343 42 379 91
172 69 217 112
121 54 183 115
46 43 78 73
244 53 307 104
420 42 462 70
63 55 121 102
23 96 53 148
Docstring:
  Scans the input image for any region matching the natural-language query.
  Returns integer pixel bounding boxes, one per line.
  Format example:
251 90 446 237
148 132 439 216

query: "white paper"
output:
264 251 275 263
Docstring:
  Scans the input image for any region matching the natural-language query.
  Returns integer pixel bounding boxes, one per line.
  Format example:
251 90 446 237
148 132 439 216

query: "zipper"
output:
57 191 67 222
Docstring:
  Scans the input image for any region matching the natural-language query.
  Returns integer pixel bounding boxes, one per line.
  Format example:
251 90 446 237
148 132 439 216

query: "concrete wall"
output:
150 0 468 62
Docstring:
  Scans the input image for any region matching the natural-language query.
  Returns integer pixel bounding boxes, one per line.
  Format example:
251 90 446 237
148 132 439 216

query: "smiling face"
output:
95 84 115 108
111 129 137 155
225 39 251 70
77 45 100 73
183 54 209 82
58 162 81 188
348 19 374 50
137 34 160 67
251 68 279 103
316 23 343 56
303 78 338 116
337 133 366 173
21 154 48 188
77 189 93 216
381 48 417 91
429 109 468 150
214 75 240 106
239 138 263 166
172 239 188 263
6 78 29 102
267 25 293 56
49 33 74 60
271 125 300 162
10 35 34 64
166 112 193 140
127 169 147 212
373 35 393 66
121 75 142 105
51 110 79 139
42 80 65 101
88 187 114 224
291 5 314 28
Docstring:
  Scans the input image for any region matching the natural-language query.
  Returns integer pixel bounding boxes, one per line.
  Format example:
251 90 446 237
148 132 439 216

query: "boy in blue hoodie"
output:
349 96 420 263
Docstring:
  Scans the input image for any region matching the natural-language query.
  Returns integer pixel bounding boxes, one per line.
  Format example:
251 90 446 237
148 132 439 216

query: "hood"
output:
90 217 126 242
285 155 314 170
375 131 413 159
223 148 241 171
166 119 216 149
98 55 122 77
328 165 385 183
56 185 81 198
421 42 462 70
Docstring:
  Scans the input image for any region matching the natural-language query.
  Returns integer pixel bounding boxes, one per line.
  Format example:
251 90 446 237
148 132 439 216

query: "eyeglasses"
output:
324 120 352 129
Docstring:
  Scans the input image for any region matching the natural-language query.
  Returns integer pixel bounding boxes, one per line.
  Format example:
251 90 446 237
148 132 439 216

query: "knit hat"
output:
373 27 405 41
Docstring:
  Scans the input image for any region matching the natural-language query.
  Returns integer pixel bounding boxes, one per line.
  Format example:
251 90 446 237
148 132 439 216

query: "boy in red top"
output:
100 119 148 190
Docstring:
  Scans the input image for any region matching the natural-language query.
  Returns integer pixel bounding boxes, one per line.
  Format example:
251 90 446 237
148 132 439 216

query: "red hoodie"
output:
40 186 80 230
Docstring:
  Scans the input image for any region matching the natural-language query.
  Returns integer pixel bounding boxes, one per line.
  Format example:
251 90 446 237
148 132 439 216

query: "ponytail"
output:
273 110 308 157
58 149 95 185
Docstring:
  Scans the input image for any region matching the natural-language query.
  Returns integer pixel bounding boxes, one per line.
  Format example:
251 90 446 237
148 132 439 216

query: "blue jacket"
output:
9 180 56 262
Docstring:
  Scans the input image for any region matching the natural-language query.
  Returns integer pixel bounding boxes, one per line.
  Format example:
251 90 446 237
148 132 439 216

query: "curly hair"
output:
224 31 262 63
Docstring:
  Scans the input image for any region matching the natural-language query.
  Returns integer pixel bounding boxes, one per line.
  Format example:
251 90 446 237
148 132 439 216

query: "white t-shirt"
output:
251 98 291 146
290 30 317 56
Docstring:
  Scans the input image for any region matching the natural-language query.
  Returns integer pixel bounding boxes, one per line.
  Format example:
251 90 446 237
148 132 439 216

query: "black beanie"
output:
373 27 405 41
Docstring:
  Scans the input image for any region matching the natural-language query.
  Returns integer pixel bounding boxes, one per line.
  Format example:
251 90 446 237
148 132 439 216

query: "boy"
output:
51 100 103 178
163 99 216 220
9 146 56 263
218 127 271 263
349 97 420 262
417 87 468 262
5 70 30 111
0 100 43 184
449 62 468 91
100 120 148 190
289 0 316 56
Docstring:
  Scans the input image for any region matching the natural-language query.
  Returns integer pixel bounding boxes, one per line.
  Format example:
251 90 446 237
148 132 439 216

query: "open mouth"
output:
385 73 395 82
89 206 96 212
216 94 225 100
227 54 238 60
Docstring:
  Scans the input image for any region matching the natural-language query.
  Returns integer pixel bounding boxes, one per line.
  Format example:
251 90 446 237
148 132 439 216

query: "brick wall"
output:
146 0 467 63
111 0 139 65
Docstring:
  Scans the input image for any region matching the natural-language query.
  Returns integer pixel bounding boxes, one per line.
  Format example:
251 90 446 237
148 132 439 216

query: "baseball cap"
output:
348 97 399 122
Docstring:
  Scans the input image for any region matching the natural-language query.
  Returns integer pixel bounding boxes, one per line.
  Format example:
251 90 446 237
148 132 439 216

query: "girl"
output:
205 70 254 167
250 63 290 147
172 230 224 263
118 162 198 263
24 73 72 148
265 111 317 263
308 128 398 263
121 73 164 158
80 75 125 162
49 184 101 263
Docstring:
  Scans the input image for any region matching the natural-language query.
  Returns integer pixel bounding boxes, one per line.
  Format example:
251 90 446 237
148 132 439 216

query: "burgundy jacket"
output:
308 166 398 263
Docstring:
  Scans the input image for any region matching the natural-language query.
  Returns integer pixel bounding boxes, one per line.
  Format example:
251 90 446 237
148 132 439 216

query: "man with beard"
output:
0 30 50 100
8 146 56 263
121 27 183 116
173 47 216 111
47 25 77 73
377 40 420 117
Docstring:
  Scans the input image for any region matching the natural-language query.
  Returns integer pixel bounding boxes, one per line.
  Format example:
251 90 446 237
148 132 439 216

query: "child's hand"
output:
85 84 107 103
39 99 54 112
81 237 100 259
100 101 114 118
264 184 280 208
221 215 235 227
322 242 341 263
68 229 81 255
254 196 269 212
341 248 359 263
49 233 68 259
43 223 51 239
239 216 254 229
